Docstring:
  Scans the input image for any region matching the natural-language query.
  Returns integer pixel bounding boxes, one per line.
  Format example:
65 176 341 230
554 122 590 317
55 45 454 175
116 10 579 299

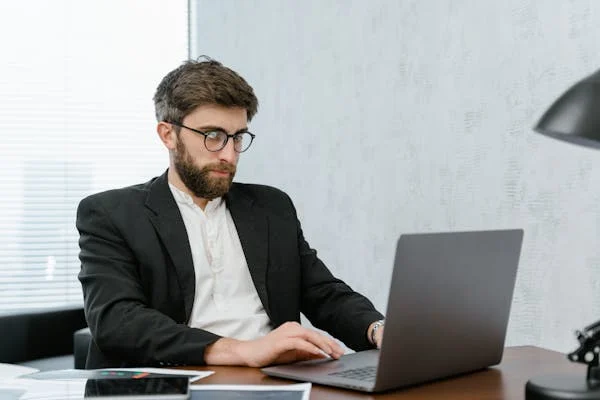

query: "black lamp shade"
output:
534 69 600 149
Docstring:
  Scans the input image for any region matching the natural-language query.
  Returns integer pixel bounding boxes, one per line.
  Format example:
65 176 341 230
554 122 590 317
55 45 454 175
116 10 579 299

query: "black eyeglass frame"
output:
167 121 256 153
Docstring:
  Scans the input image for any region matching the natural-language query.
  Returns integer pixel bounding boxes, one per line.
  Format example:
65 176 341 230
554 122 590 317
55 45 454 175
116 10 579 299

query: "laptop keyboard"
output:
329 366 377 382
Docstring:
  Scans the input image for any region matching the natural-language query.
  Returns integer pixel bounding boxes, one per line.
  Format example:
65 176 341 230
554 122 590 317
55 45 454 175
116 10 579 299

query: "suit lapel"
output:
144 172 196 321
226 185 271 319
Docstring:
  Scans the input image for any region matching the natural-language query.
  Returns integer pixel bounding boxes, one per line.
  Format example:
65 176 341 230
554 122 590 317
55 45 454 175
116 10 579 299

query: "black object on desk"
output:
529 67 600 399
526 320 600 399
84 377 190 399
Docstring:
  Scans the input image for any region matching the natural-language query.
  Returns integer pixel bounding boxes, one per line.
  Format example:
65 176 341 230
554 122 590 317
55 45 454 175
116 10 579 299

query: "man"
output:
77 58 385 369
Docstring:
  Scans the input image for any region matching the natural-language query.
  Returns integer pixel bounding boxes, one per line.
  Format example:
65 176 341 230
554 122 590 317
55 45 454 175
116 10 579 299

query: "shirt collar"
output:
168 183 223 212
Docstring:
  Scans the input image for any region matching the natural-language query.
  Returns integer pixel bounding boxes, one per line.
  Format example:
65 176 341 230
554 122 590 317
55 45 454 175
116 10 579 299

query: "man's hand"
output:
204 321 345 367
368 320 385 349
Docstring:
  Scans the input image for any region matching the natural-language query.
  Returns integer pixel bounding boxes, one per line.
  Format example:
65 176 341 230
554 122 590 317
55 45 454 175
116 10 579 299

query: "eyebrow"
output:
195 125 249 134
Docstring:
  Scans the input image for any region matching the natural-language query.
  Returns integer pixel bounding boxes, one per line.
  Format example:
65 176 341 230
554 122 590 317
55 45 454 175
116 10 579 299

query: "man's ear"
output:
157 121 177 150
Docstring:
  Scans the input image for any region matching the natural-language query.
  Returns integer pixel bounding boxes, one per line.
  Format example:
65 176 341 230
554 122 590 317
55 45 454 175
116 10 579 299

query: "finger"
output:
300 330 344 357
376 327 385 349
295 349 330 362
274 324 344 358
291 329 334 355
276 337 327 358
273 349 327 365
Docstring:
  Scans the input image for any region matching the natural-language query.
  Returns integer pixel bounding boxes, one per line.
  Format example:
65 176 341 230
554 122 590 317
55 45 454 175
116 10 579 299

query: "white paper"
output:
0 378 87 400
2 367 214 399
99 367 214 382
191 382 311 400
22 367 214 383
0 363 39 379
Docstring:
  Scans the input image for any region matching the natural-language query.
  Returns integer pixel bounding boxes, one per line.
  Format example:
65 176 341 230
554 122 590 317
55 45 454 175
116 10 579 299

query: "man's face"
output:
172 104 247 200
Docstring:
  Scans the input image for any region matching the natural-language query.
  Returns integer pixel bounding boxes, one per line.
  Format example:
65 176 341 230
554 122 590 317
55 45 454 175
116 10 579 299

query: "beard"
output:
173 139 236 200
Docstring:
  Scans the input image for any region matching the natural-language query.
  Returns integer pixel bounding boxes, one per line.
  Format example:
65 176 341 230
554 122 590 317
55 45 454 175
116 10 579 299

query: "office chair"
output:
0 306 87 371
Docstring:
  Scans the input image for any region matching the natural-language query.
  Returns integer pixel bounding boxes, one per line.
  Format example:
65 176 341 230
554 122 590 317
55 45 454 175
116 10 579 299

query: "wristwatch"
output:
370 319 385 346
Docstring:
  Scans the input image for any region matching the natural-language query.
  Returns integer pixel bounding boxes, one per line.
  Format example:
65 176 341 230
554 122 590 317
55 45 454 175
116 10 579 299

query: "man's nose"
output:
218 139 238 163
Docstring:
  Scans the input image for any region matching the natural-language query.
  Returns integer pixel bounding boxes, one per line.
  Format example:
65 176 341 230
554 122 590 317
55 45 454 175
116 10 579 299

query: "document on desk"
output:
0 363 39 379
105 367 214 382
1 368 214 400
21 367 214 382
191 382 311 400
0 377 87 400
0 364 41 399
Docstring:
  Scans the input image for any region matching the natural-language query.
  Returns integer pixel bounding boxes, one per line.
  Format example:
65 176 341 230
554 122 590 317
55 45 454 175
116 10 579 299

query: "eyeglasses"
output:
168 122 255 153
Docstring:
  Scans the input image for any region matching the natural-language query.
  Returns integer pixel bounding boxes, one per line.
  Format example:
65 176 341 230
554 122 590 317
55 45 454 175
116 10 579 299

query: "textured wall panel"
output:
191 0 600 352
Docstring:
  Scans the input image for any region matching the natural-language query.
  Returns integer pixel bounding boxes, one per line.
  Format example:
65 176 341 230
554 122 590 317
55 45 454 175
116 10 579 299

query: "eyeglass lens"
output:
205 131 252 152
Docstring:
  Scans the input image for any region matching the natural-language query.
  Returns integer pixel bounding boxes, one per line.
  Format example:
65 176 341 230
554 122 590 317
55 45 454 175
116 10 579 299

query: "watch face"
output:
371 320 385 345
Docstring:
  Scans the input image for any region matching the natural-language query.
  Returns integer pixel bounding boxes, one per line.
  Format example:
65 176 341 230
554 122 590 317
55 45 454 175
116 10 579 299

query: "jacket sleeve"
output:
77 195 220 367
284 196 385 351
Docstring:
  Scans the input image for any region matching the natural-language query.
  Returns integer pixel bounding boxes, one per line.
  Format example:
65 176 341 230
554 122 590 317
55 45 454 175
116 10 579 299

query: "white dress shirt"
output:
169 184 272 340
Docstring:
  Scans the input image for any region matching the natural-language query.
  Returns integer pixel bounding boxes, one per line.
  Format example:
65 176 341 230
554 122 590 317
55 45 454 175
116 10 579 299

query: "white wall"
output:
190 0 600 353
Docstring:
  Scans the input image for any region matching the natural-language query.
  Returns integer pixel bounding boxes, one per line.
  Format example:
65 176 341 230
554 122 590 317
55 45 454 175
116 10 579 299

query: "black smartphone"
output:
84 377 190 399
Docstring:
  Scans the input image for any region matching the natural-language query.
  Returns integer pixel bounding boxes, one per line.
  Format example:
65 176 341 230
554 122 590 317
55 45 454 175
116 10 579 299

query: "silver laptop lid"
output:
375 229 523 389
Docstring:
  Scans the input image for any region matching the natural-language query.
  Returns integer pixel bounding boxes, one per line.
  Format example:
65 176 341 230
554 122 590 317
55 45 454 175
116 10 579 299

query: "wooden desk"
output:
186 346 586 399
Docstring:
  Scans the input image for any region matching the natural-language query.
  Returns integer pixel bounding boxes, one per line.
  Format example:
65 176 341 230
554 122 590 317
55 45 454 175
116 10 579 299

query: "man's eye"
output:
206 131 221 139
233 135 244 142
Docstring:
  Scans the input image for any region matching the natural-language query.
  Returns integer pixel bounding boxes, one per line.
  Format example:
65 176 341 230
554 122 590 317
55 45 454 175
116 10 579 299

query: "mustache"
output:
203 162 236 174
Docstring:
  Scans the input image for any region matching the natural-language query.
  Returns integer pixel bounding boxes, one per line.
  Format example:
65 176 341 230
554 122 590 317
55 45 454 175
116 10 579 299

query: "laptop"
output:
262 229 524 392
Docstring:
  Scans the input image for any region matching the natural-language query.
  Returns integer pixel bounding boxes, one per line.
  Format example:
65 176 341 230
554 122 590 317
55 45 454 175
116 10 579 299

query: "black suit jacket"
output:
77 171 383 368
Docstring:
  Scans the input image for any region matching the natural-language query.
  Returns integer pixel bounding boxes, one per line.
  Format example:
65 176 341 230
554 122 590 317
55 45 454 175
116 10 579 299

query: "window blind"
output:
0 0 188 312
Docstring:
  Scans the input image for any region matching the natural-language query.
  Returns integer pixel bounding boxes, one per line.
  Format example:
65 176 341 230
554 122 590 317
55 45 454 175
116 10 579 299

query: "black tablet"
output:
84 377 190 399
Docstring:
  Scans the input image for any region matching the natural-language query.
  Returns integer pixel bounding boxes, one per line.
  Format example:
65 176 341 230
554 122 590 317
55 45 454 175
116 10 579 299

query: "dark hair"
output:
153 56 258 124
